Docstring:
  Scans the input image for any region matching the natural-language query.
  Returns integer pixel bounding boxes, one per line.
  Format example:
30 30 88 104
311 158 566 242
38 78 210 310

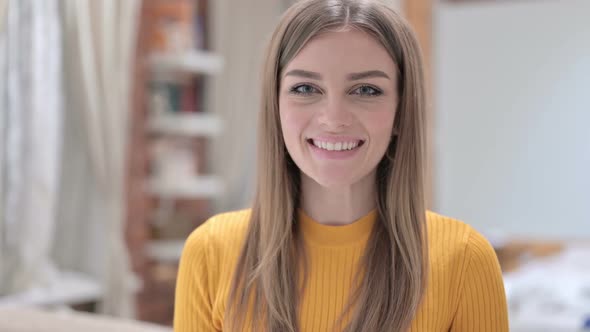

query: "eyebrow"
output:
284 69 391 81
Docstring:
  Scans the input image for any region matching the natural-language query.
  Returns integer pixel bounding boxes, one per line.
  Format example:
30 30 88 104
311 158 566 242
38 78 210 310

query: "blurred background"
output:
0 0 588 331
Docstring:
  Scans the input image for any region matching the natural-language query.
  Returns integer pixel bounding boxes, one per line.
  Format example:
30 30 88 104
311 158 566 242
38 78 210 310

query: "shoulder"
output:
425 210 499 272
425 212 508 328
426 210 494 250
426 210 472 239
182 208 252 262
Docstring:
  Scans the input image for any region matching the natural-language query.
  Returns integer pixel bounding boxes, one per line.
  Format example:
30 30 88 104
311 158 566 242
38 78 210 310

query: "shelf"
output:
149 50 223 75
147 175 224 199
0 271 102 307
146 240 185 263
148 112 222 137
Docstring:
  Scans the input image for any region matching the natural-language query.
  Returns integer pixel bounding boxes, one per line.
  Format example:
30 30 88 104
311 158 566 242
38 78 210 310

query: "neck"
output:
300 171 377 226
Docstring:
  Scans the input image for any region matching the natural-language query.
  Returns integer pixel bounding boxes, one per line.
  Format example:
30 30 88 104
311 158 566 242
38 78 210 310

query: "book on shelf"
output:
146 0 210 112
145 0 209 53
145 0 194 53
180 80 196 113
194 0 208 49
149 80 202 114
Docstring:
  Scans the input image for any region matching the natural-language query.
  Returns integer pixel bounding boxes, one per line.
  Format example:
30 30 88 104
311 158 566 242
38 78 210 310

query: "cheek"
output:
279 107 310 160
279 101 312 142
365 109 396 143
361 109 396 164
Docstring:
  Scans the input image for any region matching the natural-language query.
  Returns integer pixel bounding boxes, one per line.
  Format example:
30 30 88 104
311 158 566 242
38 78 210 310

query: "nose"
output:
318 97 353 130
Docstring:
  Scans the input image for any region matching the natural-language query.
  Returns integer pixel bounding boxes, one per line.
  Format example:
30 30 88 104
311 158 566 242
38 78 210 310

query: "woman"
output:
174 0 509 331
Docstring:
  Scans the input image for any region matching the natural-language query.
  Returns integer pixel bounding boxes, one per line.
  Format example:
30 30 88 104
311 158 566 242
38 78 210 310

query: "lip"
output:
306 137 365 160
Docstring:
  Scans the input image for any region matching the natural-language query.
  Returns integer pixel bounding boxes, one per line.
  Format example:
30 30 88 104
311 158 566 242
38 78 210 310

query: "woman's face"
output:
279 28 398 188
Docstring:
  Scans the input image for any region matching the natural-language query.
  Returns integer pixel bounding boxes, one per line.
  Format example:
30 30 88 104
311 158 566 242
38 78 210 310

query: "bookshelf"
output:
147 174 223 199
146 239 187 263
149 50 223 75
147 112 222 137
128 0 221 325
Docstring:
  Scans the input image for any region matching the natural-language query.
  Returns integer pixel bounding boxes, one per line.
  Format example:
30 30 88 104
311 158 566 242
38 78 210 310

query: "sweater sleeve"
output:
450 229 509 332
174 222 219 332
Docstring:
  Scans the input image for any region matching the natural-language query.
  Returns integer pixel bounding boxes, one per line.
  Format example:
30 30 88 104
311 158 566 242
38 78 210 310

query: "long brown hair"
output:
225 0 428 331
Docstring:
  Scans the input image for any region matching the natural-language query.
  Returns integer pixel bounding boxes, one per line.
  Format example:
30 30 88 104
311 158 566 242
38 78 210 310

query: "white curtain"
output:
209 0 285 212
54 0 140 317
0 0 62 296
0 0 6 31
0 0 7 284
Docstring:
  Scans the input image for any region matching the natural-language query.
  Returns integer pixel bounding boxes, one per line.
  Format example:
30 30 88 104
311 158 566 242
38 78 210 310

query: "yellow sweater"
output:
174 209 509 331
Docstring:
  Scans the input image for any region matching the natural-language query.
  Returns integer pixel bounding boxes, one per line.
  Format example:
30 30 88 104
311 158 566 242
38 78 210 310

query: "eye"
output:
289 84 319 96
352 85 382 97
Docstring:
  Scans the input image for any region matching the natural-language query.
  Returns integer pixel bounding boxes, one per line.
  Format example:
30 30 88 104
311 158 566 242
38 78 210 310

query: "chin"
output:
310 173 357 190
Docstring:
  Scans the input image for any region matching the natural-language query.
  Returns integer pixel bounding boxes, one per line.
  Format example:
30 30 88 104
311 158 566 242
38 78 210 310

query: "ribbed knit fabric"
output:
174 209 509 331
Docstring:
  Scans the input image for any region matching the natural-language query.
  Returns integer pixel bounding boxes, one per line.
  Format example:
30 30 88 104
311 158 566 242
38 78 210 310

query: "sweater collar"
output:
297 208 377 246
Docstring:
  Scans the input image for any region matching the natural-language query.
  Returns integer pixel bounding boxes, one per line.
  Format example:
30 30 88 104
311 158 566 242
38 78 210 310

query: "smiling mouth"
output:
306 138 365 151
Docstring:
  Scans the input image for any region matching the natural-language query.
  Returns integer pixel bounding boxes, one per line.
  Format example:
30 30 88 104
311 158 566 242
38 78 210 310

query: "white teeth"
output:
312 139 361 151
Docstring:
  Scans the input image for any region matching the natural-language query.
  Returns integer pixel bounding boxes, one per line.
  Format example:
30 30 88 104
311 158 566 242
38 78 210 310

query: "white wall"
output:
434 0 590 238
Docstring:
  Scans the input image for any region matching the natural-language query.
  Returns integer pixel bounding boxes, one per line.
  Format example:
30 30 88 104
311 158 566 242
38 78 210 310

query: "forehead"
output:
283 28 397 78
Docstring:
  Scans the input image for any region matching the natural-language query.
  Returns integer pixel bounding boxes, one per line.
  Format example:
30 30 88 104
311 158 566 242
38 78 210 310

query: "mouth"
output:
306 138 365 152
